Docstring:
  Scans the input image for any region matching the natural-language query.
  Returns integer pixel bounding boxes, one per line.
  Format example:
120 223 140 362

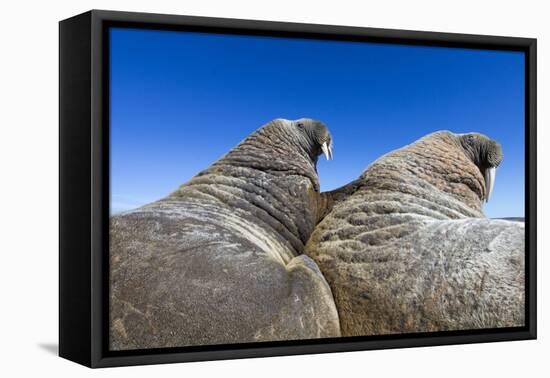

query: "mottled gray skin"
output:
110 119 340 350
305 131 524 336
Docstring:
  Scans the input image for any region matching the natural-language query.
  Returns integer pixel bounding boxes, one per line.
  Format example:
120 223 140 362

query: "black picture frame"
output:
59 9 537 368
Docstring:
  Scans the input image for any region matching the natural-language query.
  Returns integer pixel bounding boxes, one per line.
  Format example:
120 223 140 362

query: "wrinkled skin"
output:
110 119 340 350
305 131 524 336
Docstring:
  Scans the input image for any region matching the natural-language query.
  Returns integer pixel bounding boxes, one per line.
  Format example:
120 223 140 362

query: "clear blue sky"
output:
110 27 525 218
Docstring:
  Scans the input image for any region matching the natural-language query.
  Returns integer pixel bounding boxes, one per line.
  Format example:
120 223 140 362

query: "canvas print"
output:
108 27 525 350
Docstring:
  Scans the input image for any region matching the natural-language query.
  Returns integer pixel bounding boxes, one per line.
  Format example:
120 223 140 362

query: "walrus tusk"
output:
322 142 333 160
485 167 496 202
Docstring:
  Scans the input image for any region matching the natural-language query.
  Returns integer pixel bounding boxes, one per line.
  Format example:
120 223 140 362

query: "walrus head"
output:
295 118 333 162
458 133 503 202
195 118 333 192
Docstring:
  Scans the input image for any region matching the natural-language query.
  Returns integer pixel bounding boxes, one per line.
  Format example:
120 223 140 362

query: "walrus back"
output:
307 214 525 336
110 196 340 349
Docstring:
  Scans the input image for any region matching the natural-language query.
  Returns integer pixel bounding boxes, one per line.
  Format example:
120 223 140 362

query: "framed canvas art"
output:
59 10 536 368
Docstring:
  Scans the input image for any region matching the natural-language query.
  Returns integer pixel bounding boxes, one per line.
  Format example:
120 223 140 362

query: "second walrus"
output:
305 131 525 336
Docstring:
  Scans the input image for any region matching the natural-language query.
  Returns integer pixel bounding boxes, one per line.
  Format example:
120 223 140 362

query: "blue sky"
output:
110 28 525 218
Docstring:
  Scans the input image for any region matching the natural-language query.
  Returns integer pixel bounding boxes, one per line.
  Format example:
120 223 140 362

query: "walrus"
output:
110 118 340 350
305 131 525 336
